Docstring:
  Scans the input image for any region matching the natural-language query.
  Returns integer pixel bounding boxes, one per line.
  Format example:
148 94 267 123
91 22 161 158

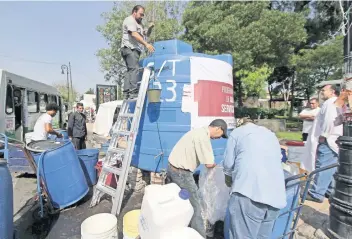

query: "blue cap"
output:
179 189 190 200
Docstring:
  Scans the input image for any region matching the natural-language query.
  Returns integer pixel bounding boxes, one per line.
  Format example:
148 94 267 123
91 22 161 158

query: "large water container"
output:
160 227 204 239
0 159 13 239
28 140 89 209
138 183 194 239
130 39 235 173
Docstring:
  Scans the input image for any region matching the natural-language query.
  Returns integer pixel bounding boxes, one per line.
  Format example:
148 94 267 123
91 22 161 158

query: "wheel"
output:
32 204 49 221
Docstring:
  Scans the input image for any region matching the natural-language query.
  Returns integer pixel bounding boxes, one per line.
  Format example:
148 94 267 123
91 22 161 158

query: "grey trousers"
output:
226 193 280 239
72 137 86 150
121 47 141 97
167 164 206 237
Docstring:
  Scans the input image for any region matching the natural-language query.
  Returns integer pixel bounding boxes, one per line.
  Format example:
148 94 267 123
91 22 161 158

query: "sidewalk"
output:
294 198 331 239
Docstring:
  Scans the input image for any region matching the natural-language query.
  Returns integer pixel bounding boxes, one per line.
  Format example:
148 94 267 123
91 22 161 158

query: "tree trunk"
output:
268 85 273 109
290 71 296 117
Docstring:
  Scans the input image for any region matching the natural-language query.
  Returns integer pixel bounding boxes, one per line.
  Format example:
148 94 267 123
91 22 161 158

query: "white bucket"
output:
81 213 118 239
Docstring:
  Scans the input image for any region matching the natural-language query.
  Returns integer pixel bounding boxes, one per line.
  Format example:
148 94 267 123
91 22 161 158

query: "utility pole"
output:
344 0 352 76
61 64 70 103
69 62 74 102
328 1 352 239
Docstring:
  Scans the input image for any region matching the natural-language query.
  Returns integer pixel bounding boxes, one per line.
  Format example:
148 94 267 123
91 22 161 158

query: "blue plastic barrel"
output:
0 160 14 239
223 170 300 239
34 141 89 209
76 149 99 186
271 170 300 239
130 39 235 173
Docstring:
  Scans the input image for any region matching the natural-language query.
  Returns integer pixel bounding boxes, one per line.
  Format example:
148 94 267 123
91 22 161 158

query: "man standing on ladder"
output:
167 119 228 237
121 5 155 99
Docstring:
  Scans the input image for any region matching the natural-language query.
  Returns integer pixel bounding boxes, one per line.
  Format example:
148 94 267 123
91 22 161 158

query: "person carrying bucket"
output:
31 103 63 141
68 103 87 150
167 119 228 237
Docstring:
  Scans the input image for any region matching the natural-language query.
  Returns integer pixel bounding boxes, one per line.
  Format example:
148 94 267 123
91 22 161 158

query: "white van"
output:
0 69 66 142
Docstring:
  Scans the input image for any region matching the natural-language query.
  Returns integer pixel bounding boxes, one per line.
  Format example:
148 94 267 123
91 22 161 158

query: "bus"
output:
0 69 67 143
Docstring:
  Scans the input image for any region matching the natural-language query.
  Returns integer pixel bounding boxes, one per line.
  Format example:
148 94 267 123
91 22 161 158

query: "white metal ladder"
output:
90 66 152 215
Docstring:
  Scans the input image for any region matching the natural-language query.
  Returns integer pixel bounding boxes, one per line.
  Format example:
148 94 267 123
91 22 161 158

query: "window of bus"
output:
27 91 39 113
48 95 57 104
40 94 48 112
6 85 14 114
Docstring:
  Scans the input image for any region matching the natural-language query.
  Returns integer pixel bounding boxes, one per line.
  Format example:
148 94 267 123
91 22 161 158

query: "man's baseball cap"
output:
209 119 228 138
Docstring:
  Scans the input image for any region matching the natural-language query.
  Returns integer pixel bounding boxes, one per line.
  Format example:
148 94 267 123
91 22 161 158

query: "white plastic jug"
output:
81 213 118 239
138 183 194 239
160 227 205 239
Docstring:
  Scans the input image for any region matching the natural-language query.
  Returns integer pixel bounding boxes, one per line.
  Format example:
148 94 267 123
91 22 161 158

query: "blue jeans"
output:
226 193 280 239
167 164 205 237
308 142 338 201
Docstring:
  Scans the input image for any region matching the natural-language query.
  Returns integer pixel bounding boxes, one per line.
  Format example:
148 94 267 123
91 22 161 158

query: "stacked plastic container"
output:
139 183 204 239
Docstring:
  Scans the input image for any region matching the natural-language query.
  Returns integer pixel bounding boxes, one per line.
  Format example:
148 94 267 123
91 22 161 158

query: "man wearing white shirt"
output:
306 84 344 203
31 103 63 141
299 98 320 142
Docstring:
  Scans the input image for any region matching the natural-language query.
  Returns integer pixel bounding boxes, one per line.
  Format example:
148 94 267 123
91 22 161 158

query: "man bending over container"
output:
223 119 287 239
167 119 228 237
31 103 63 141
68 103 87 150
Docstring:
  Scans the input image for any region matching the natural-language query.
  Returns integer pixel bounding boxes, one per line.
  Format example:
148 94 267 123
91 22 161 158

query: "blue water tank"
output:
0 160 13 239
130 39 235 173
34 141 89 209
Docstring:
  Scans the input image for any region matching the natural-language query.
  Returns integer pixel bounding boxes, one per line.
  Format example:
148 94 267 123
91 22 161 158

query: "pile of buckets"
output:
80 210 140 239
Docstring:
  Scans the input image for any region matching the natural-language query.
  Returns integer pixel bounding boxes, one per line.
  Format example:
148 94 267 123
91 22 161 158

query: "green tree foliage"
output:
96 1 185 85
84 88 95 94
291 36 343 99
53 81 79 104
237 65 273 97
182 1 307 99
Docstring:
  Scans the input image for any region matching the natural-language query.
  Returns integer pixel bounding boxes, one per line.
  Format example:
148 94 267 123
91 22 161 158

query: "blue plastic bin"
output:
76 149 99 186
271 170 300 238
32 141 89 209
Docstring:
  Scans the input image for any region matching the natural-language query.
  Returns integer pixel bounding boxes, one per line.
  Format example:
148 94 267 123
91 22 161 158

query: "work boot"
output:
305 193 324 203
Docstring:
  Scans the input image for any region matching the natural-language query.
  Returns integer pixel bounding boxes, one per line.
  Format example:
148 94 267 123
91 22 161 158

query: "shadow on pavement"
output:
299 204 330 235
